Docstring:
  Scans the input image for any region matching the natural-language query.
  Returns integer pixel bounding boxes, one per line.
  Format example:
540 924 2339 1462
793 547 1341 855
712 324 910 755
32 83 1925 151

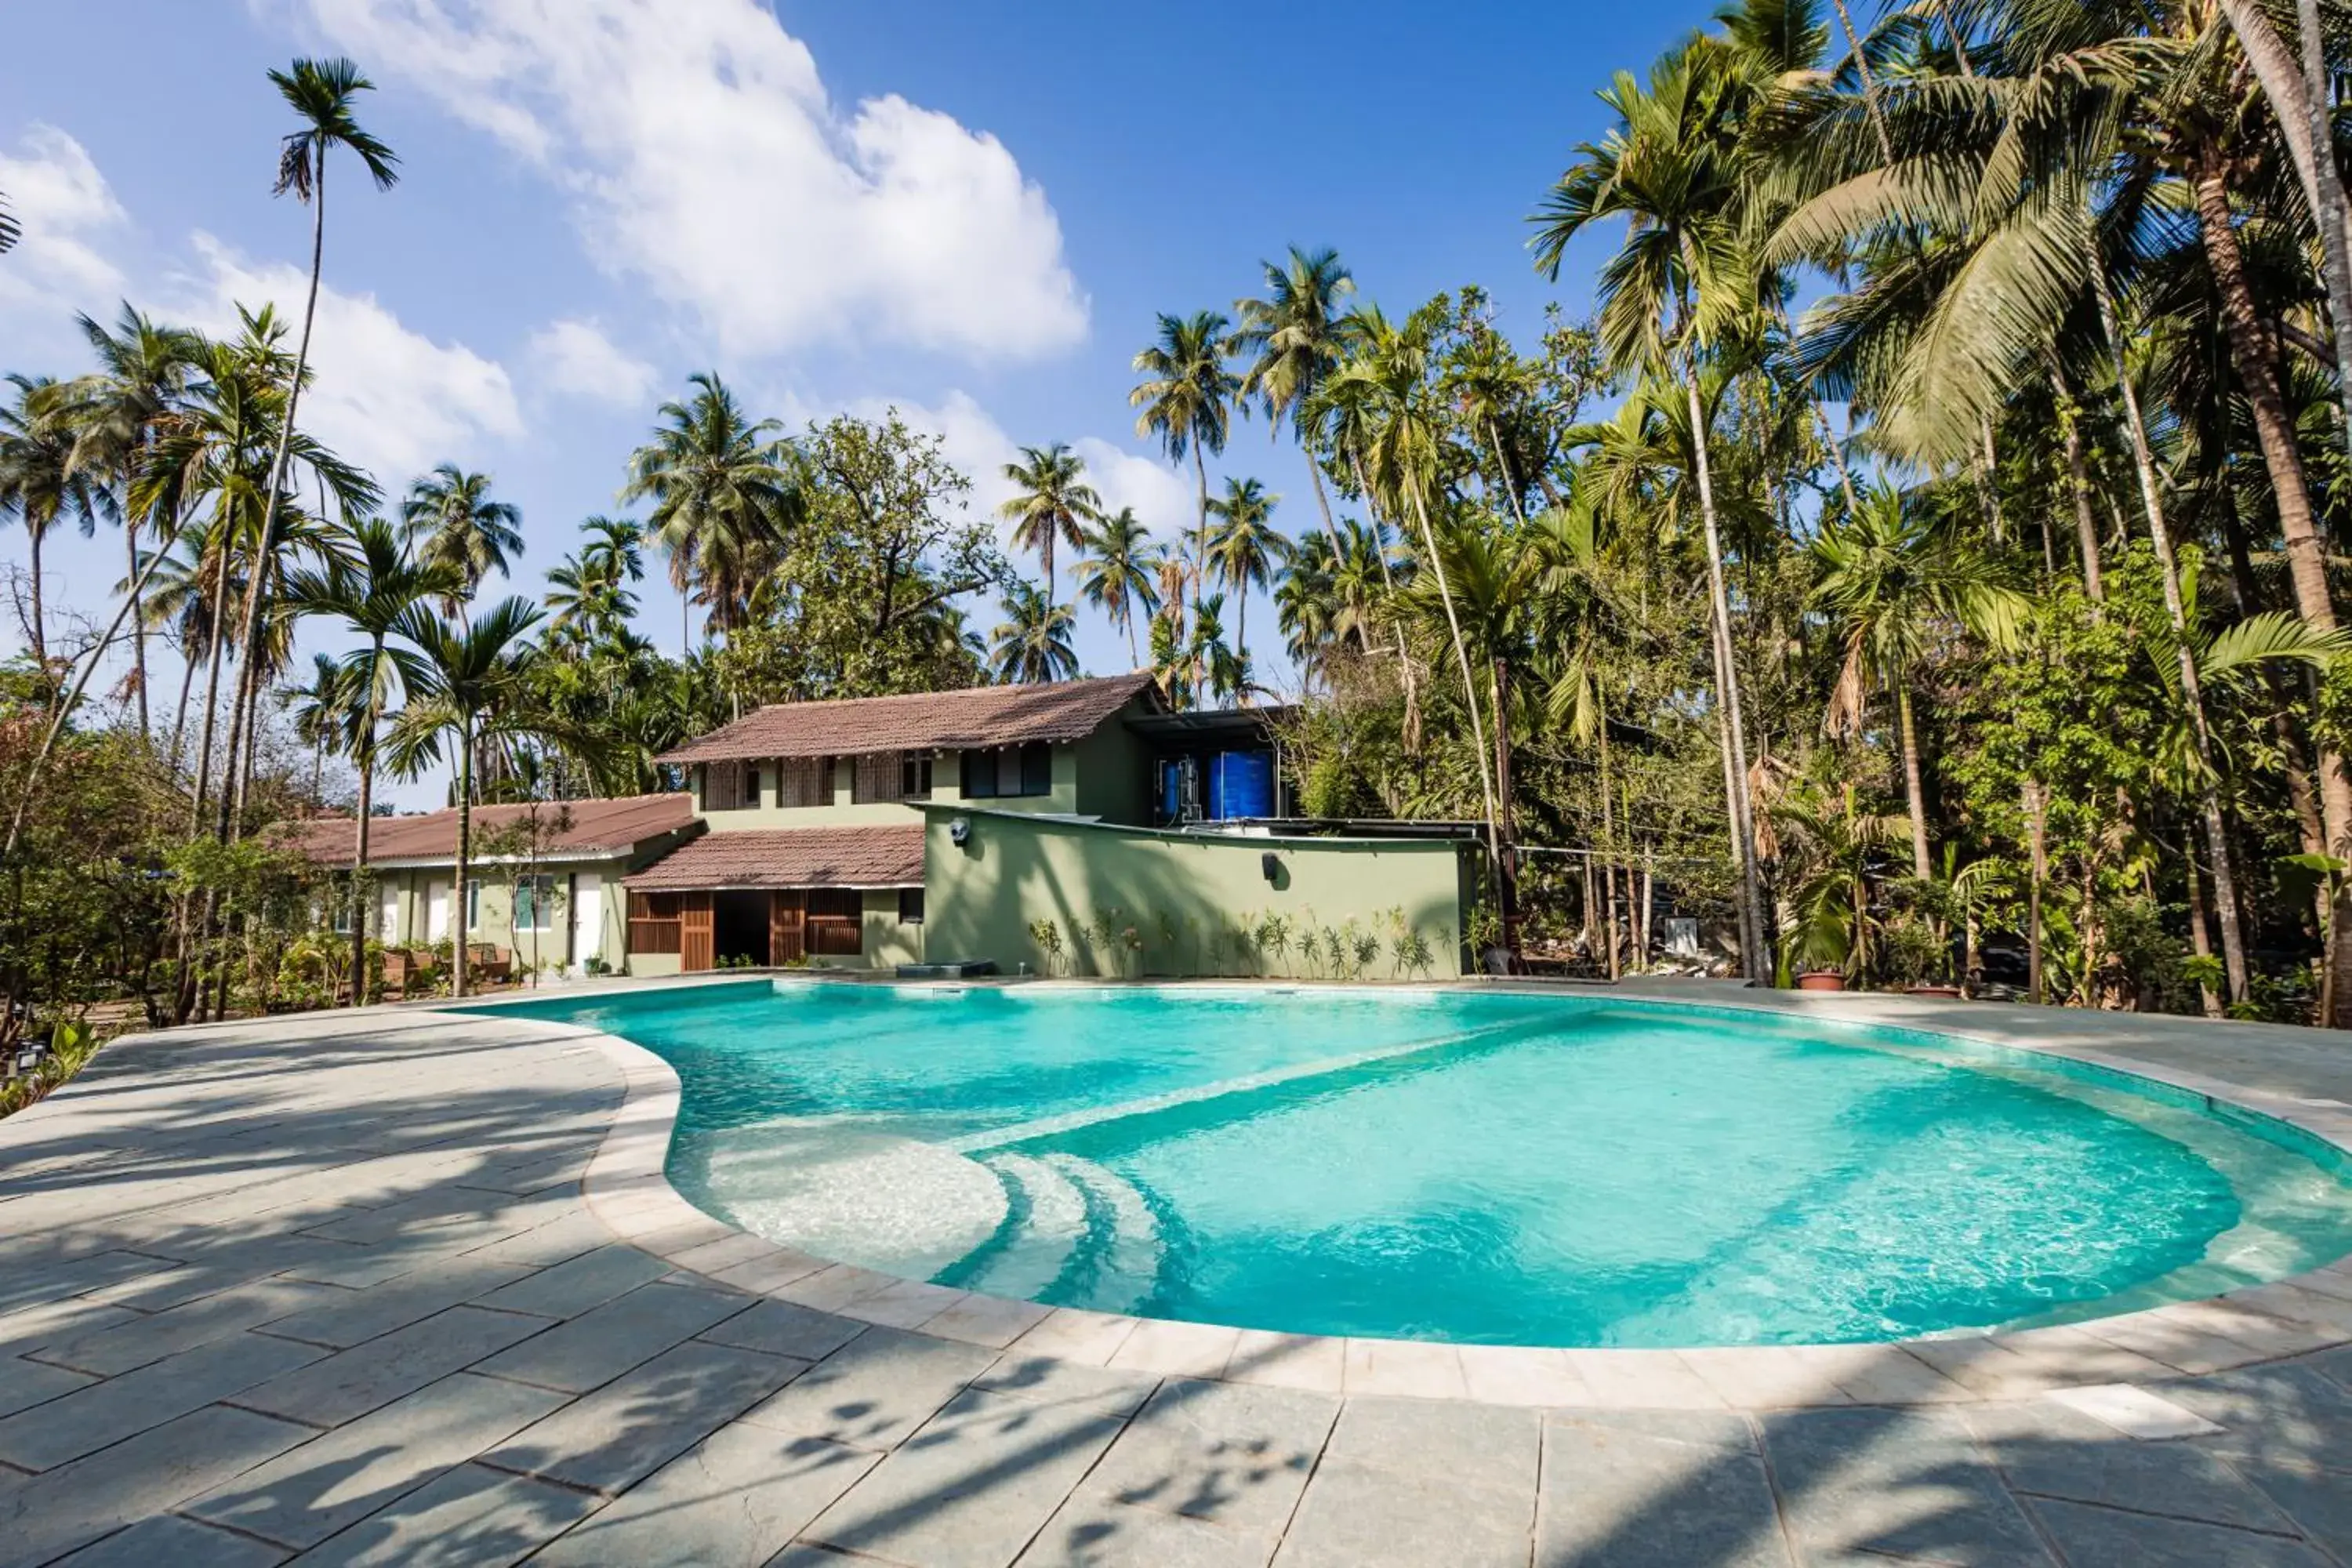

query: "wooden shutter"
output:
805 888 863 956
853 752 904 804
705 760 745 811
778 757 829 808
769 890 807 964
679 891 715 971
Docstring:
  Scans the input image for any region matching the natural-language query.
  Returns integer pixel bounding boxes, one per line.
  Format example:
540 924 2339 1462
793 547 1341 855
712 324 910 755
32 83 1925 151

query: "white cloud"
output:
288 0 1087 361
0 125 130 334
175 233 523 487
528 318 658 408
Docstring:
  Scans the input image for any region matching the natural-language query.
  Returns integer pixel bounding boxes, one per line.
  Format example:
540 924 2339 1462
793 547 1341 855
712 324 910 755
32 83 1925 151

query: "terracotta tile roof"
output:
622 826 926 891
657 673 1159 765
275 793 697 867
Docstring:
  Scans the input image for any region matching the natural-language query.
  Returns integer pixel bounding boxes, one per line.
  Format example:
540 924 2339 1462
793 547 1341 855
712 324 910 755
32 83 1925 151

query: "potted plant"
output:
1883 913 1959 996
1795 913 1851 992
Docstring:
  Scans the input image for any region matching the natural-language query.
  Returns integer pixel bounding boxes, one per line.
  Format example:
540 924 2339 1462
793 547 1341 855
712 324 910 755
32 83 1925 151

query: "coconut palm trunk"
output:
1596 706 1621 980
1348 450 1422 750
348 637 385 1004
221 137 326 838
25 526 44 670
2085 241 2250 1004
1684 376 1769 982
2053 373 2105 603
1406 484 1503 907
452 717 474 1000
124 522 149 736
1896 686 1933 880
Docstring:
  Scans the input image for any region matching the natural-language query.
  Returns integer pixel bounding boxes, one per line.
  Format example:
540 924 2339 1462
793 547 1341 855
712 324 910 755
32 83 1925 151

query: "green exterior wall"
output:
688 694 1163 831
354 858 635 977
920 807 1468 979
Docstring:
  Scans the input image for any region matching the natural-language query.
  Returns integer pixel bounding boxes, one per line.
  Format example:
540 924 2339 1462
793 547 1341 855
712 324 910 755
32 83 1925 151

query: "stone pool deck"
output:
2 980 2351 1565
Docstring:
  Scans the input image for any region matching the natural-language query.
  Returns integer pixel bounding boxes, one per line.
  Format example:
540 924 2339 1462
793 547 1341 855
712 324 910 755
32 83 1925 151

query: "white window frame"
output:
514 873 558 932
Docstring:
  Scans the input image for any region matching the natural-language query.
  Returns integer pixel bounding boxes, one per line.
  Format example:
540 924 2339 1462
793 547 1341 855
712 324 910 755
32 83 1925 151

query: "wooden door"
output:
680 890 715 972
769 891 806 964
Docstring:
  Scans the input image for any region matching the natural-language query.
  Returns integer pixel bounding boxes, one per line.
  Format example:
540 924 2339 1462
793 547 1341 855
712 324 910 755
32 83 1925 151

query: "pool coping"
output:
480 975 2352 1411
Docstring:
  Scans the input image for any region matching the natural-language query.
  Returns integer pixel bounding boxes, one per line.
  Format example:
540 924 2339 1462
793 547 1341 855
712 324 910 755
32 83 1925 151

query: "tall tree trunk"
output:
26 525 44 670
2183 843 2223 1019
1349 451 1421 753
452 717 474 999
1896 685 1933 879
2053 372 2105 604
1305 463 1341 553
189 544 234 832
1406 485 1503 930
223 140 327 841
2024 777 2047 1004
169 638 198 769
125 518 148 739
1597 709 1621 981
1490 657 1519 952
1830 0 1895 163
1815 405 1861 515
1685 376 1769 981
1191 445 1210 700
349 638 383 1006
2087 239 2252 1004
2194 151 2339 638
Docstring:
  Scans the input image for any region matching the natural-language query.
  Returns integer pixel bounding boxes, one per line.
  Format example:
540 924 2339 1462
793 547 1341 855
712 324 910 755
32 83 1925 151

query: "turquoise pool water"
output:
477 981 2352 1348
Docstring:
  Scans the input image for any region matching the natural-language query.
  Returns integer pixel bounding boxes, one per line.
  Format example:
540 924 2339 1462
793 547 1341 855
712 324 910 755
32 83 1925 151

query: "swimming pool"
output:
480 980 2352 1348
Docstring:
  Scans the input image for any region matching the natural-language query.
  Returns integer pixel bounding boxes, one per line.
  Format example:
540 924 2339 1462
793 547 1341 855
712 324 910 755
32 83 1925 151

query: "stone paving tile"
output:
1760 1407 2054 1566
283 1461 604 1567
466 1243 669 1321
186 1372 571 1549
695 1297 866 1363
976 1352 1161 1418
804 1386 1128 1568
1079 1377 1337 1533
740 1325 998 1450
1537 1414 1789 1568
470 1278 750 1394
1222 1330 1345 1396
32 1277 350 1377
531 1419 877 1566
2225 1450 2352 1558
1274 1454 1534 1568
0 1298 141 1362
456 1210 608 1272
50 1513 292 1567
230 1304 552 1428
0 1248 176 1316
257 1257 532 1350
1963 1399 2293 1534
1327 1393 1540 1493
2024 1496 2334 1566
0 1329 326 1471
2158 1363 2352 1469
0 1355 95 1419
477 1338 805 1495
1018 1494 1280 1568
0 1403 315 1568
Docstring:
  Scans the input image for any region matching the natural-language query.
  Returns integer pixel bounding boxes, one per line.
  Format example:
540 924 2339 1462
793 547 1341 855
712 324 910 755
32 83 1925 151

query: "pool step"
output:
960 1154 1087 1300
1044 1153 1164 1314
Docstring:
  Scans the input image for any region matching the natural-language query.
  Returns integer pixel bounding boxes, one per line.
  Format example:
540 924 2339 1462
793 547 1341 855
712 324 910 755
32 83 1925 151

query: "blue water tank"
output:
1159 759 1184 823
1209 750 1275 820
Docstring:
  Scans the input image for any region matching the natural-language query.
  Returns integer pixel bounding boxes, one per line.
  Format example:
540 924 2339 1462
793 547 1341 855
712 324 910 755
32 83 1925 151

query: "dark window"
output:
902 754 933 800
898 887 925 924
960 743 1050 799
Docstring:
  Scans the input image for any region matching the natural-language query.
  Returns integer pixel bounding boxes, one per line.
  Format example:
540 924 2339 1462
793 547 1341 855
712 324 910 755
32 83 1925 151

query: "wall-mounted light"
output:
1261 851 1281 884
949 817 973 848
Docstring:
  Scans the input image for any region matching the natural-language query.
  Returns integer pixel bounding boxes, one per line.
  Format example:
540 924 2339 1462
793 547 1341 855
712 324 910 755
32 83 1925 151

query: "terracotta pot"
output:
1795 971 1847 993
1904 984 1963 999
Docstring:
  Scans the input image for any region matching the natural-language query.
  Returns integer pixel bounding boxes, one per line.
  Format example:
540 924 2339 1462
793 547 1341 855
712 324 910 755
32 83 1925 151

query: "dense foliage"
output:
10 2 2352 1039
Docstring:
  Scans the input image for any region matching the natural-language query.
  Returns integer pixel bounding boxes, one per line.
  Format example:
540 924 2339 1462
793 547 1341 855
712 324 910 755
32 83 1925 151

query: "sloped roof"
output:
622 826 925 891
657 673 1159 766
277 793 697 867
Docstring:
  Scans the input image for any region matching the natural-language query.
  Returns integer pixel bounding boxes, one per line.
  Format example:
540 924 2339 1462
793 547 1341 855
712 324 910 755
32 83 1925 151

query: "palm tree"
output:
401 464 523 608
1232 246 1357 543
996 442 1099 597
284 518 460 998
988 583 1078 684
579 514 644 586
0 374 100 669
383 595 543 998
1531 41 1772 978
223 57 398 833
0 188 16 254
1811 485 2028 879
1073 506 1160 666
64 304 204 736
620 372 800 648
1205 477 1291 669
1131 310 1240 594
283 651 360 799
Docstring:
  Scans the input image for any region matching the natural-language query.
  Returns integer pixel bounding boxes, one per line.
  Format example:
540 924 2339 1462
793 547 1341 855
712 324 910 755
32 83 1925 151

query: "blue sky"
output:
0 0 1697 803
